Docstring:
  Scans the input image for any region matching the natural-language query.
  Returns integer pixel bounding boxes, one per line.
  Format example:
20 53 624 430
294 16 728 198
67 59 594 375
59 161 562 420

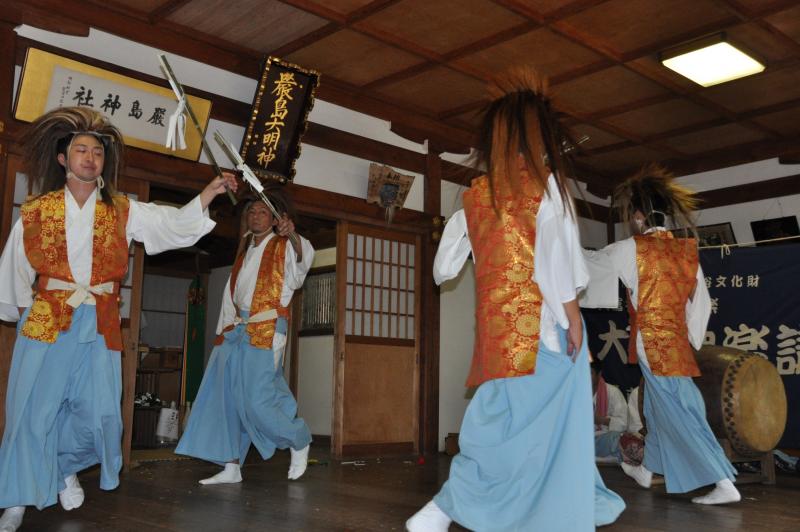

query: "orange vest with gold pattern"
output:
628 231 701 377
462 175 544 387
214 235 290 349
21 189 130 351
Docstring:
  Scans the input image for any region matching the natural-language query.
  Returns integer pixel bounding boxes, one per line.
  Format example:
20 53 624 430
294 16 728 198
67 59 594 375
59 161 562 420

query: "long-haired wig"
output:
21 106 124 205
614 163 699 236
475 68 574 215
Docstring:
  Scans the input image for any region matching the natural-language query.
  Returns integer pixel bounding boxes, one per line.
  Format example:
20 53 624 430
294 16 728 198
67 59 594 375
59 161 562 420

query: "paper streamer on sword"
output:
157 53 237 205
214 130 303 261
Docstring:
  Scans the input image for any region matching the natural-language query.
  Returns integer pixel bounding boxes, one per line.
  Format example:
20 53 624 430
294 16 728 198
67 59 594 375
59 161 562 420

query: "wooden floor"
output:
19 449 800 531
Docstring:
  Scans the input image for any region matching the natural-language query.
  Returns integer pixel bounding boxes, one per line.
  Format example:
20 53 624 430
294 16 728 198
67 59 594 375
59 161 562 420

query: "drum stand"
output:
719 438 776 485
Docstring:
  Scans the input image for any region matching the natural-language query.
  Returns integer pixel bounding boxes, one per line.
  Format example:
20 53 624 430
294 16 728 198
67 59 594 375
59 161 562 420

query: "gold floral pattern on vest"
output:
21 189 130 350
462 174 544 387
630 231 701 377
214 236 290 349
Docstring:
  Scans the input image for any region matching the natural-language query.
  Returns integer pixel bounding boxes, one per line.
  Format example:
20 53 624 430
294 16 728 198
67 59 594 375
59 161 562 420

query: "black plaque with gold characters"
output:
241 57 320 183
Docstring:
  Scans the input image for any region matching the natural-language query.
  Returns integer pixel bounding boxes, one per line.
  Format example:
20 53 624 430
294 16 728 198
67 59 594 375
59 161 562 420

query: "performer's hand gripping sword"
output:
213 130 303 262
157 54 237 205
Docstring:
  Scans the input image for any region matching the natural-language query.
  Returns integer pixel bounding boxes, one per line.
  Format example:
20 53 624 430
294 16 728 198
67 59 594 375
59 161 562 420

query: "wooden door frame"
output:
332 220 423 459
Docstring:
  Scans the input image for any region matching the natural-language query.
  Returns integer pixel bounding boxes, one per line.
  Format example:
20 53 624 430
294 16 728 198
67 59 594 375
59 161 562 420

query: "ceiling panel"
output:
106 0 171 13
764 4 800 42
507 0 581 17
320 0 380 17
703 66 800 113
168 0 329 53
727 22 798 63
554 65 671 116
285 29 425 86
577 145 668 173
567 124 626 150
660 123 767 154
375 66 488 113
560 0 734 55
603 99 720 138
454 27 604 80
752 105 800 136
358 0 526 55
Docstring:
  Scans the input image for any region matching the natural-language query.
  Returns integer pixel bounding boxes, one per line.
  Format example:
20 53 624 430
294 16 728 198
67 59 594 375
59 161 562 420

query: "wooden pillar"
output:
420 147 442 455
0 19 19 438
120 179 148 470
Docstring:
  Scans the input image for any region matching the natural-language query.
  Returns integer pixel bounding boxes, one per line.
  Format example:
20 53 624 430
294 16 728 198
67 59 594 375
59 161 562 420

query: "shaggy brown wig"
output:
614 163 700 237
475 68 574 215
21 107 124 205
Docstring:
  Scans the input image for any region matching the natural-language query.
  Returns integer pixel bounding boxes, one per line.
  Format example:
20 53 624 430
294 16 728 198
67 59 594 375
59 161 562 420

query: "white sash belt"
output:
46 278 115 308
233 308 278 325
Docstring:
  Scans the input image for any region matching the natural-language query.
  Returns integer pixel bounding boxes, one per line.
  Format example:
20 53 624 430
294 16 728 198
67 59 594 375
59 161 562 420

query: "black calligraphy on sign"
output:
101 94 122 116
73 86 95 107
129 100 143 119
241 57 319 182
148 107 166 126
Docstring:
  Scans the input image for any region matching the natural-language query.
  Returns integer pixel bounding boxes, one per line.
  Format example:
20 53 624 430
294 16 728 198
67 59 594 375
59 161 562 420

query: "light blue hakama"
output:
434 328 625 531
0 306 123 510
176 315 311 465
595 431 622 461
640 362 737 493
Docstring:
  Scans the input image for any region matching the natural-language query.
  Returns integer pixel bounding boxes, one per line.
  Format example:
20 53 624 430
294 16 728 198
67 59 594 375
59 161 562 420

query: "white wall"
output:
297 335 334 436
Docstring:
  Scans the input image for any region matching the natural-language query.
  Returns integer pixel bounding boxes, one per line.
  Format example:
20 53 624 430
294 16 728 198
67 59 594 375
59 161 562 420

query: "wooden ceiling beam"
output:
270 22 341 57
698 171 800 210
630 134 800 179
147 0 194 24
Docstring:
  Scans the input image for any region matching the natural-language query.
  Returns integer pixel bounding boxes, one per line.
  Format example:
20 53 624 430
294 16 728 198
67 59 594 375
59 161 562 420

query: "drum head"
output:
727 355 787 454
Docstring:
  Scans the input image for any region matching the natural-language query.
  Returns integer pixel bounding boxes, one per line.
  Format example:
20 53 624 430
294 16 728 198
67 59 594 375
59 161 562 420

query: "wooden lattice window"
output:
300 269 336 335
345 233 415 340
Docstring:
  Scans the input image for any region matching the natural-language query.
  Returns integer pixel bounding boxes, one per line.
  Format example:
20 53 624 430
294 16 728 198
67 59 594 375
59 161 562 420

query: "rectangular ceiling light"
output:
661 37 765 87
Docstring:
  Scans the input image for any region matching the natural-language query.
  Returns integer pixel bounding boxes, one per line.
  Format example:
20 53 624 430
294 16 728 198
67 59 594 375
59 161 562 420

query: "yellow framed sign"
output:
14 48 212 161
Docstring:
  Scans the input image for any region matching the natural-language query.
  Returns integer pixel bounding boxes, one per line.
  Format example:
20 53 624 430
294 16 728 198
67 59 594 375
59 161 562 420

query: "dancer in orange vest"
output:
0 107 236 532
176 191 314 484
582 164 740 504
406 69 624 532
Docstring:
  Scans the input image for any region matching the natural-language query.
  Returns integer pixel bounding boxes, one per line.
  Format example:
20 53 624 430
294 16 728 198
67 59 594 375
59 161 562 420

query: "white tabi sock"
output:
288 445 309 480
621 462 653 488
0 506 25 532
59 474 85 511
199 462 242 485
406 500 452 532
692 478 741 505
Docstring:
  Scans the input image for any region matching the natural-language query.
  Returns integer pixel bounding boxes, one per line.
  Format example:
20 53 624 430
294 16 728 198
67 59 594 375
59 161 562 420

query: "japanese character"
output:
731 274 743 288
704 276 712 289
72 86 94 107
129 100 144 119
722 324 769 352
710 297 719 315
148 107 166 126
747 275 759 288
715 275 727 288
597 320 630 364
100 94 122 116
